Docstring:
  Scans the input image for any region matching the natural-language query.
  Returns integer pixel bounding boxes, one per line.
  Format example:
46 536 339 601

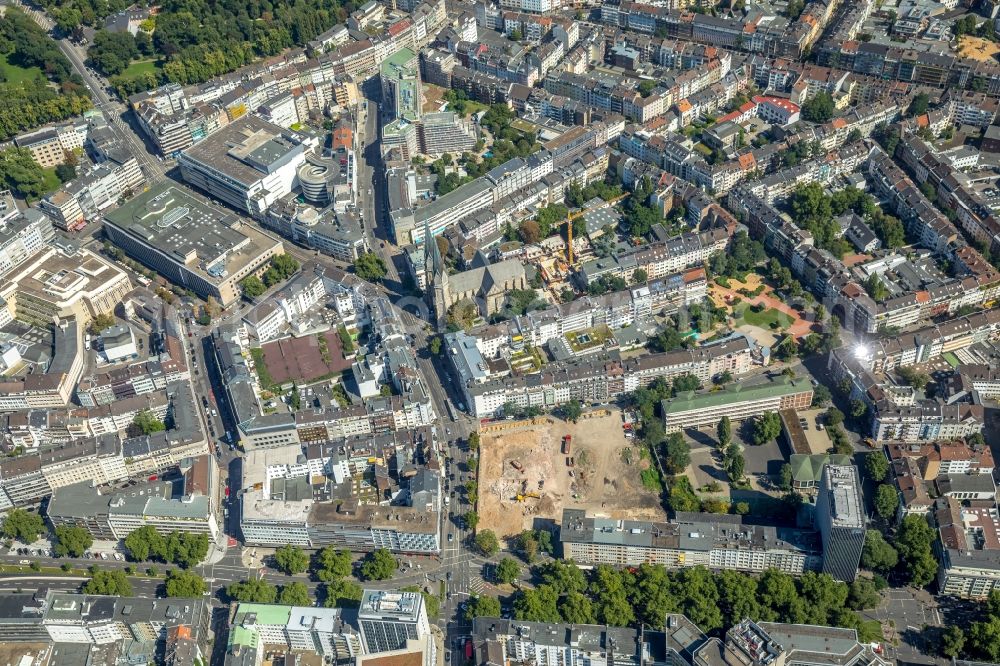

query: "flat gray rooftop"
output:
105 183 280 284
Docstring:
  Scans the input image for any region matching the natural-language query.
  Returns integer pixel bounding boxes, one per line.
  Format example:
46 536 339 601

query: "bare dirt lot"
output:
477 411 668 539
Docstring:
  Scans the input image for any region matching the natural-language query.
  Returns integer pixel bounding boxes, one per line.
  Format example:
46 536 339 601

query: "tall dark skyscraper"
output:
816 464 866 582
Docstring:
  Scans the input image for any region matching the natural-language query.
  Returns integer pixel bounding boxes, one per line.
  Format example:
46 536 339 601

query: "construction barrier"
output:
479 408 611 432
479 416 551 433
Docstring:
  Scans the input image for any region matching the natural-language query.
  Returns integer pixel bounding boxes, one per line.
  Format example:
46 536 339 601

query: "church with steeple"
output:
423 221 528 330
424 220 450 330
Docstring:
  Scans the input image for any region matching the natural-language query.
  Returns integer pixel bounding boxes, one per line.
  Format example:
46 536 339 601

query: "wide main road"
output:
11 0 166 181
357 96 402 286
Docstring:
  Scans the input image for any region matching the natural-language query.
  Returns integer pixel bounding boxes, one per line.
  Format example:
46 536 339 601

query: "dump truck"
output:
562 435 572 455
510 460 524 472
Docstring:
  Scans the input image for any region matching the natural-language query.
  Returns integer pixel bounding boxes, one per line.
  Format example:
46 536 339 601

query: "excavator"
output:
514 492 541 502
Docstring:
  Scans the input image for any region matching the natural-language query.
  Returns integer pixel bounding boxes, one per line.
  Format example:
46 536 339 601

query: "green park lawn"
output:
734 302 794 330
40 167 62 194
122 59 163 78
0 53 43 85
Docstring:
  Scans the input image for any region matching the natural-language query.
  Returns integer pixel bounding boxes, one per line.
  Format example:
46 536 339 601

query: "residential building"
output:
473 618 649 666
14 120 88 168
0 245 132 327
228 603 363 659
661 378 813 433
560 509 820 574
939 549 1000 599
237 440 440 552
382 48 422 121
358 590 431 655
47 457 218 541
264 197 366 263
464 336 755 418
0 208 55 278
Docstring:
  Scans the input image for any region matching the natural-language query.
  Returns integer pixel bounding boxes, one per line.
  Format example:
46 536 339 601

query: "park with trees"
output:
0 9 92 141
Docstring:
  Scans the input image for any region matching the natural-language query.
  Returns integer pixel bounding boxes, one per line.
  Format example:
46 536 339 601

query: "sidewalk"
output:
204 534 228 566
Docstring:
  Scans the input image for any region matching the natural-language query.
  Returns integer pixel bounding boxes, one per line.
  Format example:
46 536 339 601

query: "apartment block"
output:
661 377 813 432
47 456 218 541
358 590 431 654
14 120 88 168
228 603 363 660
464 336 755 418
560 509 820 574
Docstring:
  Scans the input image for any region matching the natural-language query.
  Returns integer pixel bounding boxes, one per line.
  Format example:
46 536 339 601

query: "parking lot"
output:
3 544 126 561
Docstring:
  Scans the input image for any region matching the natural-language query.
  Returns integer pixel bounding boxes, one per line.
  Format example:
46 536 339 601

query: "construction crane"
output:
560 194 629 265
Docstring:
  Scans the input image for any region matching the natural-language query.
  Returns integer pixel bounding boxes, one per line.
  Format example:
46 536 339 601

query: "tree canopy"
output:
45 0 359 94
475 529 500 557
874 484 899 520
315 547 353 582
165 569 207 597
496 557 522 584
465 594 502 621
324 578 364 607
274 545 309 575
133 409 166 435
802 93 835 123
88 30 140 76
354 252 388 282
0 148 58 201
864 451 889 482
751 412 782 445
709 232 765 279
894 515 938 587
279 582 312 606
83 570 132 596
860 529 898 574
241 275 266 299
662 433 690 475
2 508 45 543
123 526 209 568
0 9 92 141
505 562 880 641
788 183 852 258
54 525 93 558
358 548 396 581
227 578 277 603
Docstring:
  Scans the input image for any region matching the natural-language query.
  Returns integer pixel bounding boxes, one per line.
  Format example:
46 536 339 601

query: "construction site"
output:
476 410 669 539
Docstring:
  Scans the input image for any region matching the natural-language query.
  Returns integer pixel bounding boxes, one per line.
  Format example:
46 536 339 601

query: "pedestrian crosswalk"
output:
469 575 488 595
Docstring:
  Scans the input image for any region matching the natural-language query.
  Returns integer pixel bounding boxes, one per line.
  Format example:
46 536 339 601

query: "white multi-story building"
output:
358 590 431 655
179 116 319 219
561 509 819 574
230 603 363 659
0 207 54 278
47 458 219 541
662 377 813 433
14 120 89 168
